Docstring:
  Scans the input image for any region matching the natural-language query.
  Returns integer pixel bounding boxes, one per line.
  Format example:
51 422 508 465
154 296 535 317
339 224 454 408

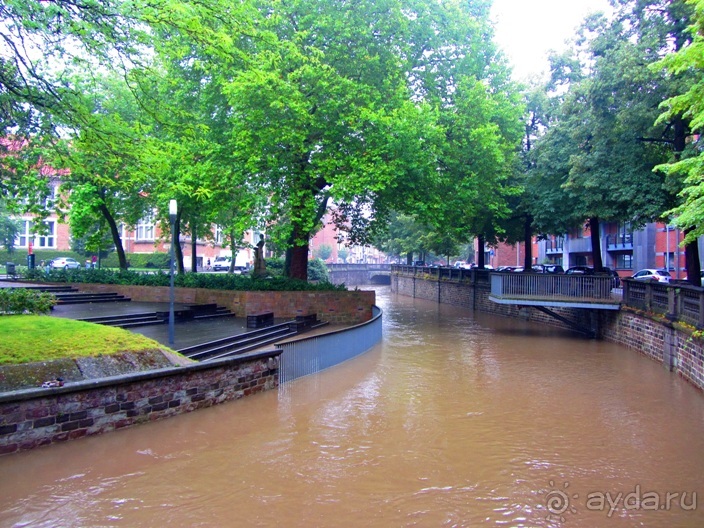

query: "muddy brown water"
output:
1 287 704 527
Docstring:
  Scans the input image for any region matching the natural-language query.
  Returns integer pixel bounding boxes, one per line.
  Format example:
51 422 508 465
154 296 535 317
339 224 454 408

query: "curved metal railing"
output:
278 305 382 383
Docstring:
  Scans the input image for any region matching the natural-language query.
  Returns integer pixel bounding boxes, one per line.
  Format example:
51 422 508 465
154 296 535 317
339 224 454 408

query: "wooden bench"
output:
246 311 274 328
288 313 318 332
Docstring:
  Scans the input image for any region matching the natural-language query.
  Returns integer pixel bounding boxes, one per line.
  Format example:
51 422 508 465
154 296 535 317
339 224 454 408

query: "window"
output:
14 220 56 248
214 225 223 245
16 220 32 247
665 252 676 271
43 184 57 210
37 221 55 248
615 254 633 270
136 217 155 241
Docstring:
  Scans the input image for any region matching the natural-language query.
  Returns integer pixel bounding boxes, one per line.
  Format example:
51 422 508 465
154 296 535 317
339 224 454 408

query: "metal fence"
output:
491 273 615 301
623 279 704 327
278 305 383 384
392 265 491 284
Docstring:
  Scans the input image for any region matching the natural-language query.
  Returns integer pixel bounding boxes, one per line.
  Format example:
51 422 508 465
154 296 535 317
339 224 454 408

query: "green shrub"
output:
0 288 56 315
307 258 330 282
20 266 346 292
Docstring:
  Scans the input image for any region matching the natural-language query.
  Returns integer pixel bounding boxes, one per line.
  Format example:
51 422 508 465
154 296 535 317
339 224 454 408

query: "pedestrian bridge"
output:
327 263 391 286
489 273 621 310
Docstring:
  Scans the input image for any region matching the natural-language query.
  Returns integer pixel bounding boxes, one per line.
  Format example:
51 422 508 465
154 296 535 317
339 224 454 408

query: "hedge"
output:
21 267 346 292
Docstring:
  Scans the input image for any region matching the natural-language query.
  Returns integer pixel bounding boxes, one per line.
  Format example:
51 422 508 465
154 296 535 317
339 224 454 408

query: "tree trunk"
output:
98 203 128 270
589 217 603 272
406 253 413 265
289 243 309 280
190 220 197 273
228 230 237 273
476 235 485 269
685 230 701 287
523 214 533 270
174 210 184 274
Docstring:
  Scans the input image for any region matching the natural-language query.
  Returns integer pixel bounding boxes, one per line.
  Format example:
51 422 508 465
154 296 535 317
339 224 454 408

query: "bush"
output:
308 258 331 282
0 288 56 315
20 266 346 292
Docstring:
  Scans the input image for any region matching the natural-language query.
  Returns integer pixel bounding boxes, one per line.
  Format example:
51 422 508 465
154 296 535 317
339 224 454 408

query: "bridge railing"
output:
623 279 704 327
327 263 391 271
391 265 492 284
491 273 615 302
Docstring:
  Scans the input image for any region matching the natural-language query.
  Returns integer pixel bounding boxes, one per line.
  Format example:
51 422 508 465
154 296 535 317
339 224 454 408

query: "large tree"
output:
655 0 704 285
220 0 513 279
529 0 696 273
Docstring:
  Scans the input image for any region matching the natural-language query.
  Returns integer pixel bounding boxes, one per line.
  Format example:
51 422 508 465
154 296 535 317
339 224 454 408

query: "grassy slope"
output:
0 315 168 365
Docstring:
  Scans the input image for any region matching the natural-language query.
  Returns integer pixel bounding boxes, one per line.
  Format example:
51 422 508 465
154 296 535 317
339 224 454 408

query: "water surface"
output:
1 287 703 527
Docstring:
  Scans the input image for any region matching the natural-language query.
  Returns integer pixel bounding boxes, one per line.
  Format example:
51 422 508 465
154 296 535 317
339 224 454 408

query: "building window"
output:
14 220 56 248
43 184 57 210
136 217 155 241
37 221 55 248
214 225 223 245
16 220 32 247
665 252 676 271
615 254 633 270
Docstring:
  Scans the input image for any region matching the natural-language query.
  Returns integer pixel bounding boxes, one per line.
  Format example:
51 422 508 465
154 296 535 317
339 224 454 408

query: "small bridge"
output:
490 273 621 337
327 263 391 286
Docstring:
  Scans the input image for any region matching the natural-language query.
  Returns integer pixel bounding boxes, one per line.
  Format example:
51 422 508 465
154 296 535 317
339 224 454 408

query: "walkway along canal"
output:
1 287 703 527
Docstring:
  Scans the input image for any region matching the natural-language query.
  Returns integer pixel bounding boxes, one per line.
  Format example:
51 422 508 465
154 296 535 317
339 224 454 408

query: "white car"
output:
49 257 81 270
631 269 671 283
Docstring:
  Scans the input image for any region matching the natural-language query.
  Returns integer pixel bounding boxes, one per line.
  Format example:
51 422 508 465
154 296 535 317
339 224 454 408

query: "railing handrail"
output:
277 305 383 383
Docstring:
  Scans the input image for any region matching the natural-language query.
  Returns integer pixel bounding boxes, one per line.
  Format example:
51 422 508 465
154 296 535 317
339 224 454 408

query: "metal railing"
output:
623 279 704 327
606 233 633 248
278 305 382 384
392 265 492 285
491 273 615 302
327 263 391 271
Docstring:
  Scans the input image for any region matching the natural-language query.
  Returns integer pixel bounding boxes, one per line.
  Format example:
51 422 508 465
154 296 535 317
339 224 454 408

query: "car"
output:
601 267 621 288
631 269 672 283
566 266 595 275
212 257 232 272
48 257 81 270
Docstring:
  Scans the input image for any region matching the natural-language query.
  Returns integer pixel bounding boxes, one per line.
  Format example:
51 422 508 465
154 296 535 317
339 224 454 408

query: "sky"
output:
490 0 612 80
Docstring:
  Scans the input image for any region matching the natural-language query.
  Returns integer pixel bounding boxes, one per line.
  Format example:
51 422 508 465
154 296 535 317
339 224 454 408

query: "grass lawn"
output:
0 315 168 365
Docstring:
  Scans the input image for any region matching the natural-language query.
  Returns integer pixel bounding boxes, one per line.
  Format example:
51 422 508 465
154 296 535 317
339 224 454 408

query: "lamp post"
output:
168 199 177 346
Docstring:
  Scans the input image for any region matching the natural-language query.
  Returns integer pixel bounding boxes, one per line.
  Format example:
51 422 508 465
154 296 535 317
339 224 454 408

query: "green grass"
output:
0 315 168 365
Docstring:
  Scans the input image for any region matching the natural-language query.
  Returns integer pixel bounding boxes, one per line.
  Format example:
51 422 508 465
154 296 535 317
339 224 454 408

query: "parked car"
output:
413 260 426 266
532 264 564 274
631 269 671 283
601 267 621 288
566 266 595 275
49 257 81 270
212 257 232 272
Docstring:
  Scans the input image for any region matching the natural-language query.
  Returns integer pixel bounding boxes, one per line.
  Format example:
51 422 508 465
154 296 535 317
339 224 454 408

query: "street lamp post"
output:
168 199 177 346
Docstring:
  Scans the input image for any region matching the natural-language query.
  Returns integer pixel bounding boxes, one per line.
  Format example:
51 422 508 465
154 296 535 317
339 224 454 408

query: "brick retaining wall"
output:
76 284 375 324
0 351 281 456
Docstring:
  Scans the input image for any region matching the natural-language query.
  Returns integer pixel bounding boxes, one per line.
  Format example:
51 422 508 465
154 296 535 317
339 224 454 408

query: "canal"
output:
1 286 703 527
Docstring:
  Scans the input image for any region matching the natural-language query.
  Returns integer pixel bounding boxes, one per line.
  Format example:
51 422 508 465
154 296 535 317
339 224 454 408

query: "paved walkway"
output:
2 279 347 351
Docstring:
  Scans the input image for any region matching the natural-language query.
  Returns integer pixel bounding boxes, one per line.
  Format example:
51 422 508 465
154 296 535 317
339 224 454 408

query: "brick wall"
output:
0 351 281 456
76 284 375 324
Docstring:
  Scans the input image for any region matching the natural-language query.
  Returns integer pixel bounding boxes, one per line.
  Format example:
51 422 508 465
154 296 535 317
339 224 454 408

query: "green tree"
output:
313 244 333 262
530 0 696 272
655 0 704 285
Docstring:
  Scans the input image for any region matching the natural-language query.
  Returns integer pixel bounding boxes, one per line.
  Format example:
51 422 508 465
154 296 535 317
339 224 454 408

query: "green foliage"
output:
307 258 330 282
265 257 285 276
0 289 55 315
21 267 345 292
313 244 333 261
656 0 704 243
